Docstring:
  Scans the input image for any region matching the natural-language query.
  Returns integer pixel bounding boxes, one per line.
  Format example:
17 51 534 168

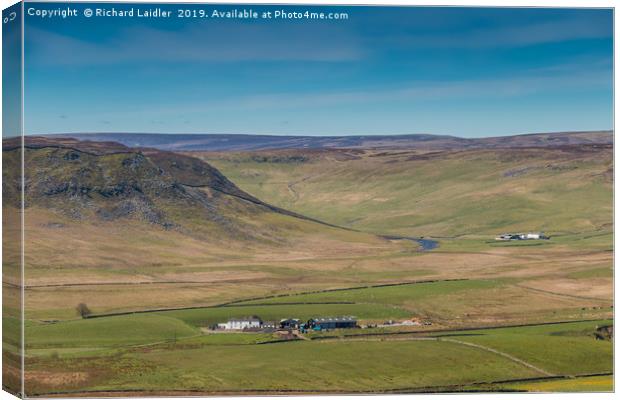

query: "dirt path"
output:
514 284 610 302
286 175 315 202
127 333 203 349
313 334 553 377
439 338 554 377
292 331 311 341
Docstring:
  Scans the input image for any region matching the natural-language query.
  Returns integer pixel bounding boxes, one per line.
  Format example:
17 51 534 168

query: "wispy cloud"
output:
382 16 612 49
25 22 364 65
74 61 611 119
27 12 610 67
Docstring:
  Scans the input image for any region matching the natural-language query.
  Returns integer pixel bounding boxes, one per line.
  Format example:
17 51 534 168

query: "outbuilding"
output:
309 316 358 330
279 318 301 329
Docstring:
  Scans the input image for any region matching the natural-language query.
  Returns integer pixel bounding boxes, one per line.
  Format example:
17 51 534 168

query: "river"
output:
381 235 439 251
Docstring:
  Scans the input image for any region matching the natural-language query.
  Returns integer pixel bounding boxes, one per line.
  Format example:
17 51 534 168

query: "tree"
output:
76 303 92 318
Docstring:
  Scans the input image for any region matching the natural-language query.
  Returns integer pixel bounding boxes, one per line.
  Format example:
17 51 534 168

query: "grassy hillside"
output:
195 145 612 238
3 138 418 322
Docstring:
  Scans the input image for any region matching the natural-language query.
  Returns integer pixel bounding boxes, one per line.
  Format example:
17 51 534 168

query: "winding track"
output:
305 335 553 376
438 338 554 377
514 283 610 302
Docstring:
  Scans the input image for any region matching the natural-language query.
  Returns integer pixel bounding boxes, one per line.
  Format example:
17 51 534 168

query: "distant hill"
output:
1 136 382 246
197 143 613 237
49 131 613 152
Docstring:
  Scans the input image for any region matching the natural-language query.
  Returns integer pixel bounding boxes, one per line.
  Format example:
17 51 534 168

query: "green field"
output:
26 314 200 349
237 279 498 307
434 320 613 376
234 278 611 326
158 303 410 327
26 338 542 394
22 316 612 395
20 249 614 395
24 303 409 350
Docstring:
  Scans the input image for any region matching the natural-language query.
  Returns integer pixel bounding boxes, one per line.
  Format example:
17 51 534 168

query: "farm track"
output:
438 338 554 376
514 284 611 302
286 175 316 202
311 335 553 376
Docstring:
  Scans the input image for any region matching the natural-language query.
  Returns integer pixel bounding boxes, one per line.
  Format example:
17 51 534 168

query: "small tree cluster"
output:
76 303 92 318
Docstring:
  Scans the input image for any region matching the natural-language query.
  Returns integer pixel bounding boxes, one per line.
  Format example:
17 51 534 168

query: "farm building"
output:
262 321 278 330
279 318 301 329
525 232 547 239
495 232 549 241
217 316 262 330
308 316 358 330
215 316 358 332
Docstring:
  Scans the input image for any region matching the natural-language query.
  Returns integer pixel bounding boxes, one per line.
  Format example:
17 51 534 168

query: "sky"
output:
19 3 614 137
2 2 22 138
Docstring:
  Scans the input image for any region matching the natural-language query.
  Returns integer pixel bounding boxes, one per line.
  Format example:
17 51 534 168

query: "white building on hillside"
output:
495 232 549 241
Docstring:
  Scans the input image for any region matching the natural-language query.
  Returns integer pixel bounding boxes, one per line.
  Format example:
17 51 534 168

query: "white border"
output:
0 1 616 400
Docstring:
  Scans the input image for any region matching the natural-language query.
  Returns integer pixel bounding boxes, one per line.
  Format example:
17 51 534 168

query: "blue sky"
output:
23 3 613 137
2 3 21 137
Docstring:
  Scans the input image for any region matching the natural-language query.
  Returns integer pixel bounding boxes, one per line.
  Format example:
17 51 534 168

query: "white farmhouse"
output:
219 316 262 330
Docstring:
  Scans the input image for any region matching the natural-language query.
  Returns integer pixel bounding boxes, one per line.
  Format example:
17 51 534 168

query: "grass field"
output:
234 278 611 326
237 279 496 306
433 320 613 376
25 338 541 395
26 314 199 349
158 303 410 327
21 317 612 395
23 303 409 351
